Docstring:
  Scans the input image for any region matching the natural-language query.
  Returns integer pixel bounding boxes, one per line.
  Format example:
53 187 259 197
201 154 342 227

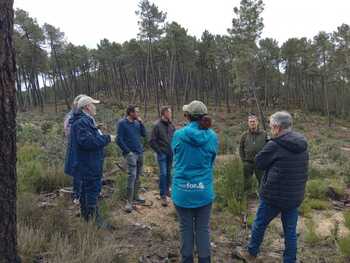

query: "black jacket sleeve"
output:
149 124 162 153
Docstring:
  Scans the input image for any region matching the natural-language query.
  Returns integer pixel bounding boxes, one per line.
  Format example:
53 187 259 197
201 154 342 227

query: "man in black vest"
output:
237 111 309 263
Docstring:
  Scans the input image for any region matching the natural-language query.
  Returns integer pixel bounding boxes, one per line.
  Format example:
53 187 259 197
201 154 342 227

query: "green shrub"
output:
247 214 255 227
327 146 347 164
32 168 71 193
104 143 118 159
308 198 331 210
144 151 157 168
17 122 43 144
304 220 321 245
299 199 312 217
344 211 350 230
340 164 350 186
306 179 328 200
114 174 128 200
338 235 350 259
308 166 323 179
328 178 346 199
215 158 246 215
18 160 44 193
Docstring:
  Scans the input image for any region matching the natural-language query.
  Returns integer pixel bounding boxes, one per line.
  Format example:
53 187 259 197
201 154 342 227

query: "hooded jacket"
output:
64 111 111 178
171 121 219 208
256 131 309 210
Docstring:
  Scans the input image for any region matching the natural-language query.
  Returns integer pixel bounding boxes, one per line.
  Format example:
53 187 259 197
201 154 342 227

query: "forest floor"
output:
16 103 350 263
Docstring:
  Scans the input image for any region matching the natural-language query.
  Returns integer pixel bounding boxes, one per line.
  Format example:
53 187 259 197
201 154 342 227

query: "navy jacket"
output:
64 111 111 179
116 117 147 155
256 131 309 210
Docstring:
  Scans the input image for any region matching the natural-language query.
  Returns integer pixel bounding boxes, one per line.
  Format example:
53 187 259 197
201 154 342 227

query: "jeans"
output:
248 199 298 263
125 152 144 200
157 152 172 197
175 203 212 263
243 161 263 192
80 175 102 221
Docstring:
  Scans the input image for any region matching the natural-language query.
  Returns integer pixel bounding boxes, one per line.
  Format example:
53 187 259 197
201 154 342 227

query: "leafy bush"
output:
18 144 70 193
32 168 71 193
18 159 44 193
344 210 350 230
114 174 128 200
307 198 331 210
215 158 246 215
308 166 323 179
340 164 350 186
144 151 157 168
299 199 312 218
17 122 44 144
304 220 321 245
306 179 328 200
338 235 350 259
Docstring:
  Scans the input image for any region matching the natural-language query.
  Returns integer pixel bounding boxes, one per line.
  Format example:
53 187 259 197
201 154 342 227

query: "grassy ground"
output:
16 103 350 262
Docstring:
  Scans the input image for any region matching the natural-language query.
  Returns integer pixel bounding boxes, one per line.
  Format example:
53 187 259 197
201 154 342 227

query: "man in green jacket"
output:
239 114 267 193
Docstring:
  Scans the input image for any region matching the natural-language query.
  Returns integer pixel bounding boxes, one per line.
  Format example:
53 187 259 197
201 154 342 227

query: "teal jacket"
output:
171 122 219 208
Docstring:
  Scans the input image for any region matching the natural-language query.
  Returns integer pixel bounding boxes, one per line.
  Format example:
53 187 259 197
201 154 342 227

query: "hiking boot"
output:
125 201 133 213
161 196 168 207
234 247 258 263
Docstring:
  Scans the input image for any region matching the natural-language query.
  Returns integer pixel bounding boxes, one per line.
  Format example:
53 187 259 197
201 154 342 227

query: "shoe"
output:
234 247 258 263
161 196 168 207
73 198 80 205
125 201 133 213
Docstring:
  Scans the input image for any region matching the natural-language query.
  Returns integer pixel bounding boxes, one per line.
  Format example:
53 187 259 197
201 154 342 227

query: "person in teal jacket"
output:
172 100 219 263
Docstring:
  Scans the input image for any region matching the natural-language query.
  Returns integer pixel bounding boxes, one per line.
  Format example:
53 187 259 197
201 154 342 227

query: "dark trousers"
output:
80 175 102 221
243 161 263 192
175 203 212 263
248 199 299 263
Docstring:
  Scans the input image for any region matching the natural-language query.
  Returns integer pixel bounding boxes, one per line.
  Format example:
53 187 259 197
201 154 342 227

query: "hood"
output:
69 110 85 125
181 121 212 147
273 131 308 153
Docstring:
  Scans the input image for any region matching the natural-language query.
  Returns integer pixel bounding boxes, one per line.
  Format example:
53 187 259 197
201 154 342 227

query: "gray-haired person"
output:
237 111 309 263
64 94 86 203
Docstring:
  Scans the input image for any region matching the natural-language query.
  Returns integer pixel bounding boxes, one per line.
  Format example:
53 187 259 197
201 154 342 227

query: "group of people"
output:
64 94 309 263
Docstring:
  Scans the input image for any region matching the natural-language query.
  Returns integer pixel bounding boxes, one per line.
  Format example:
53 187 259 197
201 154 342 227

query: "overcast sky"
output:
14 0 350 48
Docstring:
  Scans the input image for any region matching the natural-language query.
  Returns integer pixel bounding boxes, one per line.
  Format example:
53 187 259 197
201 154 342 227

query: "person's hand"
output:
110 135 116 142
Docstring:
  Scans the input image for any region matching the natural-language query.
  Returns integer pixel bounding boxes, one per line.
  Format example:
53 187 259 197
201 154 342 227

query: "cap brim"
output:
91 99 100 104
182 105 189 112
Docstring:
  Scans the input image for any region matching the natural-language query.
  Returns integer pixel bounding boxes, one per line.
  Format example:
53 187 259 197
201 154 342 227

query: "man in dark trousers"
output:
68 96 115 229
149 106 175 207
117 105 147 213
239 114 267 193
237 111 309 263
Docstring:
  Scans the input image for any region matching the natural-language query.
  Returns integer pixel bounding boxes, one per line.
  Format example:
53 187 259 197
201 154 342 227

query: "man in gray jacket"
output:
149 106 175 206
